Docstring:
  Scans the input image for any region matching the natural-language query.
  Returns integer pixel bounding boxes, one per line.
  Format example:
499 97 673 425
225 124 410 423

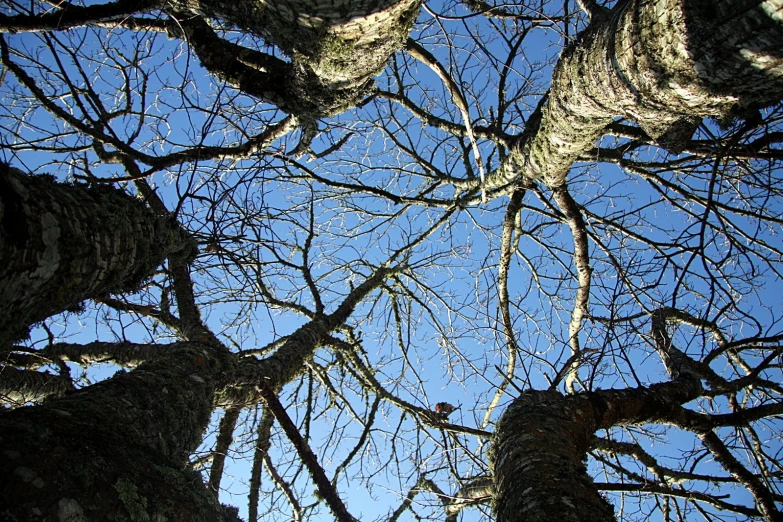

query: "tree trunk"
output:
490 0 783 189
0 163 195 347
492 378 703 522
170 0 422 118
0 0 422 117
492 390 615 522
0 342 240 521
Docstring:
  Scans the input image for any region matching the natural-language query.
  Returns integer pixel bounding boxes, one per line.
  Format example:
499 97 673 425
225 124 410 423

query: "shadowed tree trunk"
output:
0 342 241 521
0 0 422 119
492 378 704 522
486 0 783 190
0 341 199 406
0 163 194 348
491 308 755 521
0 256 397 519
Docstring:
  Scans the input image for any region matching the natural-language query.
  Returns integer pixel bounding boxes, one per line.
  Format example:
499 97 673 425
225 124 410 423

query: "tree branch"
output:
257 383 359 522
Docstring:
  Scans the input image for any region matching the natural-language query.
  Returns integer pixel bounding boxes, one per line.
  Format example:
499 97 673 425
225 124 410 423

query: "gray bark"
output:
487 0 783 190
0 342 193 405
0 366 72 406
492 378 703 522
169 0 422 118
1 0 422 118
5 341 178 369
0 163 195 347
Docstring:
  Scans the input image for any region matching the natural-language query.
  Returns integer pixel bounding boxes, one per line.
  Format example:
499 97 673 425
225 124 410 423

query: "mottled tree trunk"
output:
1 0 422 118
0 343 239 521
170 0 421 117
492 379 703 522
492 390 615 522
0 163 194 347
490 0 783 189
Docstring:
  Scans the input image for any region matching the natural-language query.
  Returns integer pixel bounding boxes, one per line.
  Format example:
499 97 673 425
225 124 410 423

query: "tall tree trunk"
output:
0 163 195 347
0 342 239 521
492 390 615 522
492 378 703 522
489 0 783 189
170 0 422 118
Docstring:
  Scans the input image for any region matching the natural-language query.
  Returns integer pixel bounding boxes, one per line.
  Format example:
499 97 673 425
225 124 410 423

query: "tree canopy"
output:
1 0 783 521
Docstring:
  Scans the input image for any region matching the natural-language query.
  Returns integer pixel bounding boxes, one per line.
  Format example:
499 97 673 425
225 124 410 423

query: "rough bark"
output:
0 342 204 405
168 0 422 118
1 0 421 116
489 0 783 189
492 377 703 522
492 389 615 522
0 163 195 347
0 343 240 521
0 366 72 406
4 341 179 369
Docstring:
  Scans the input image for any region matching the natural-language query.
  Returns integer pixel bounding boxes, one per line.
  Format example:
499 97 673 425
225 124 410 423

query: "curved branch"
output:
483 188 525 428
495 0 783 188
405 39 486 185
551 185 591 393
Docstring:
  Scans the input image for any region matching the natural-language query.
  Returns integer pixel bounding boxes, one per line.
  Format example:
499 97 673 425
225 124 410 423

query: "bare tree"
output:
0 164 411 518
2 0 783 521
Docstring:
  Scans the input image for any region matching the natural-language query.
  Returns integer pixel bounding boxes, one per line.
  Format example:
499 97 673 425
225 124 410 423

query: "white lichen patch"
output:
58 498 87 522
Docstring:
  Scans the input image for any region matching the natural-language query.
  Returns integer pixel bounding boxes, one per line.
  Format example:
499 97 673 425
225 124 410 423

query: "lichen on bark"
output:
0 163 196 347
166 0 422 118
490 0 783 190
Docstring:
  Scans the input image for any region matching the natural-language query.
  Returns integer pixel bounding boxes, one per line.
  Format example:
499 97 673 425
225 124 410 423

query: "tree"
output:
0 0 422 120
1 0 783 520
0 162 195 348
0 160 411 519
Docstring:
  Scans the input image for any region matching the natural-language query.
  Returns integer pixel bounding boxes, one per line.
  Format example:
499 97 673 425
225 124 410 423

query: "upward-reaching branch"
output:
552 186 592 393
484 0 783 190
217 263 403 407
